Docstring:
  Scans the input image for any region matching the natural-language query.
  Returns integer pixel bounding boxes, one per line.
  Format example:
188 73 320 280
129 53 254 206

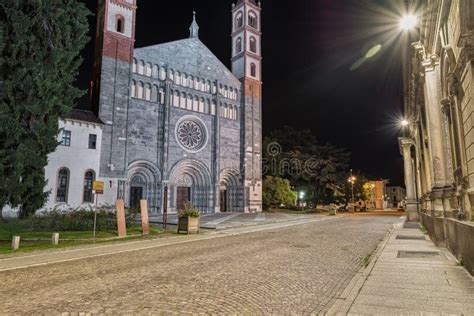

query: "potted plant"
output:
177 203 201 234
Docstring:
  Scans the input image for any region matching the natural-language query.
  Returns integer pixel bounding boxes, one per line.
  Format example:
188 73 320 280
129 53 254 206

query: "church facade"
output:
40 0 263 214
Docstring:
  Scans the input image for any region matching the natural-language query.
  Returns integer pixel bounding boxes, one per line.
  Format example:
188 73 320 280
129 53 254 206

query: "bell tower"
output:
232 0 263 213
91 0 137 179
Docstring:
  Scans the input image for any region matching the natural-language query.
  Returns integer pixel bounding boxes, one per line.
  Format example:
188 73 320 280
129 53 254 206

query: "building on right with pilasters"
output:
400 0 474 275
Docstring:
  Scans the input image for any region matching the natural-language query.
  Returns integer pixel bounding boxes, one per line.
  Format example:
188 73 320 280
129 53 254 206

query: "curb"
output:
326 217 405 315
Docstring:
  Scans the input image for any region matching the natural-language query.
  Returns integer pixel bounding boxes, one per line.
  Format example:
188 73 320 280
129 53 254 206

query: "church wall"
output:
219 118 241 172
167 107 214 172
98 56 132 179
126 98 163 166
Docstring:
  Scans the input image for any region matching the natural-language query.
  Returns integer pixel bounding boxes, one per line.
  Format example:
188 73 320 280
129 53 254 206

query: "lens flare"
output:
365 44 382 58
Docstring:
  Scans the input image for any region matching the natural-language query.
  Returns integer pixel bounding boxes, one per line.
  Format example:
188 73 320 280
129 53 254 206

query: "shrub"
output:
178 203 200 218
28 205 141 232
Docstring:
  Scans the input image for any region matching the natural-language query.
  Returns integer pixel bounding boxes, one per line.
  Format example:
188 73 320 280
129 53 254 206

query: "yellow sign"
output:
93 181 104 194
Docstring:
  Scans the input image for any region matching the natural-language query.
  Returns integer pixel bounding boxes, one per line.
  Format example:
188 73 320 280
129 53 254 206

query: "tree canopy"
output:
264 126 351 206
0 1 90 217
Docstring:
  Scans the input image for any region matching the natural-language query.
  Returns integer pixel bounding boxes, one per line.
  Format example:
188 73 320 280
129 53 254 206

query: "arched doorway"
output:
127 160 162 214
168 159 212 213
219 169 241 213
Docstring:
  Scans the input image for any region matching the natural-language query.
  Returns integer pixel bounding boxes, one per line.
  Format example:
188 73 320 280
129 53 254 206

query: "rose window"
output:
177 120 204 150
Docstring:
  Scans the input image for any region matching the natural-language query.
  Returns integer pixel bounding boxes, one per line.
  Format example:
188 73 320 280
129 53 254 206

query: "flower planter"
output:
177 216 200 234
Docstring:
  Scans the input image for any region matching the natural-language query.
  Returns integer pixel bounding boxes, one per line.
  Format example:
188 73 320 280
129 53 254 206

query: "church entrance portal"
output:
130 186 143 209
176 187 190 211
220 190 227 212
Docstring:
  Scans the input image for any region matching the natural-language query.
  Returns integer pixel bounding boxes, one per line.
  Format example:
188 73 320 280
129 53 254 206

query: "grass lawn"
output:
0 220 162 254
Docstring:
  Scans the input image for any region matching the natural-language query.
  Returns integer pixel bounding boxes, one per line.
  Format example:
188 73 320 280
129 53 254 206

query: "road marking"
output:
0 217 337 272
205 213 242 226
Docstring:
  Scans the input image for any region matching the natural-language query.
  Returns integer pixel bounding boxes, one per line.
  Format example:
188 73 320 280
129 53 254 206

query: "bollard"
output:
12 236 20 251
140 199 150 235
52 233 59 245
116 199 127 237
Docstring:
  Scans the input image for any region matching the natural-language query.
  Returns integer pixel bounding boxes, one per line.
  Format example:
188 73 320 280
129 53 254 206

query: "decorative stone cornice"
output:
421 54 440 71
398 137 415 155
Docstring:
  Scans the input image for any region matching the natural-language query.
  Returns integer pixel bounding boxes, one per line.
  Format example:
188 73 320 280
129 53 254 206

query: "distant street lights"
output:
348 169 356 211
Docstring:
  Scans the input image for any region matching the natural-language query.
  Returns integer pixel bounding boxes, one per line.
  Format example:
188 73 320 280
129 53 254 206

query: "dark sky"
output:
77 0 406 186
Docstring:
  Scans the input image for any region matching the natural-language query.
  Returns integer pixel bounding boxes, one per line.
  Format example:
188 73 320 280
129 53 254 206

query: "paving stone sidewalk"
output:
328 219 474 315
149 211 319 229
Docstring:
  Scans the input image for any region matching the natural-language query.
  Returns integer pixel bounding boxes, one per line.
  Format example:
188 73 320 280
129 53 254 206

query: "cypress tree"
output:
0 1 90 218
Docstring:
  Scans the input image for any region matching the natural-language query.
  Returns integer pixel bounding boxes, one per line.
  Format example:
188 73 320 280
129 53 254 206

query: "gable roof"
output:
66 109 103 125
134 38 241 87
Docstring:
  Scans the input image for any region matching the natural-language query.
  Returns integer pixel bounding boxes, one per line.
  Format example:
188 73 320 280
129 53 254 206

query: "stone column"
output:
399 137 418 221
422 58 448 188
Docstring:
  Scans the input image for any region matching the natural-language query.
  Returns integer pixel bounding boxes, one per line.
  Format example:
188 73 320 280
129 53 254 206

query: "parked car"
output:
337 206 348 212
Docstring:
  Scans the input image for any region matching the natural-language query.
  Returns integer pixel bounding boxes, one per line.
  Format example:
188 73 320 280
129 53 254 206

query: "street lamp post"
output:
348 169 356 212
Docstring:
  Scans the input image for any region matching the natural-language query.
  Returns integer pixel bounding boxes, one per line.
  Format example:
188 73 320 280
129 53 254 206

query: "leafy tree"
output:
264 127 351 207
262 176 297 210
0 1 90 218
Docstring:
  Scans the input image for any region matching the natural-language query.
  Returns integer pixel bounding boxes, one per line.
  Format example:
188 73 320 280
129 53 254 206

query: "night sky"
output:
77 0 407 186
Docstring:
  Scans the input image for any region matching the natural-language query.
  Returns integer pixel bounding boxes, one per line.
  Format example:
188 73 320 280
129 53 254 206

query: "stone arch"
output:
219 169 241 212
168 159 213 213
126 160 162 214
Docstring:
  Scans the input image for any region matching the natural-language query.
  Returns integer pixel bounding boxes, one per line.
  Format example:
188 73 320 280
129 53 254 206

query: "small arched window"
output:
116 16 124 33
56 168 70 203
131 80 136 98
152 64 159 78
250 36 257 53
152 85 158 102
137 82 144 99
187 94 193 110
199 97 205 112
145 84 151 101
173 91 179 107
248 11 258 29
235 12 243 29
132 59 137 73
138 60 144 75
180 92 186 108
146 63 152 77
250 63 257 77
83 170 95 203
236 37 242 54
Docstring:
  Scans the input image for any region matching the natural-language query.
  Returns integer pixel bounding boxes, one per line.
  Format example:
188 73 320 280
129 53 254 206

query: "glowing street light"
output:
401 119 409 127
299 191 305 200
400 15 417 31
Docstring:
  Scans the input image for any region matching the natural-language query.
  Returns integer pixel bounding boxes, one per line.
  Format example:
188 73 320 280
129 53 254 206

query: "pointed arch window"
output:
250 63 257 77
83 170 95 203
56 168 70 203
116 15 125 33
250 36 257 53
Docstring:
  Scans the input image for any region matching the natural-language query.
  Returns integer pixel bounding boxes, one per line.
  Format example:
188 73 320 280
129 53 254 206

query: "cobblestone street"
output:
0 216 399 314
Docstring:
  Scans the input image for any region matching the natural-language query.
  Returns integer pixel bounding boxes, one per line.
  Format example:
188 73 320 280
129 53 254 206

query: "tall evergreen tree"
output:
0 1 90 218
